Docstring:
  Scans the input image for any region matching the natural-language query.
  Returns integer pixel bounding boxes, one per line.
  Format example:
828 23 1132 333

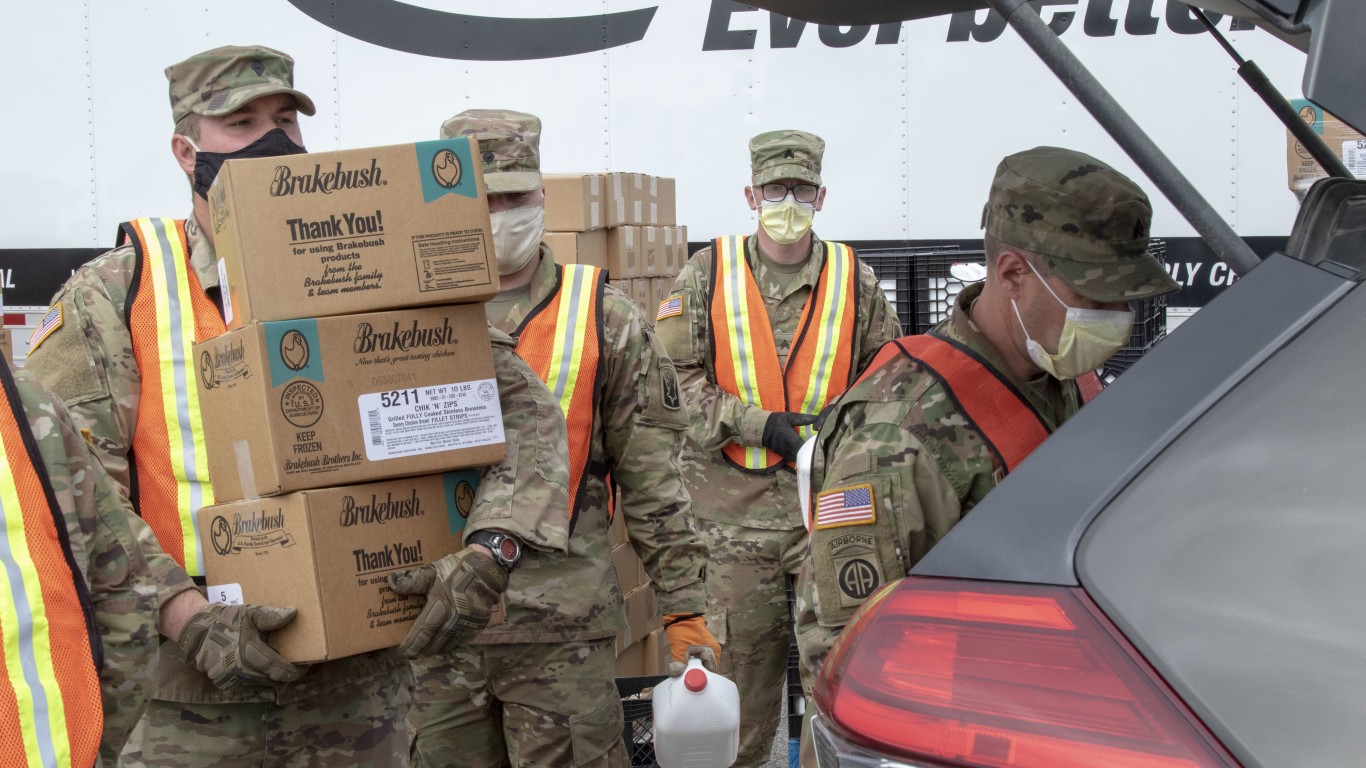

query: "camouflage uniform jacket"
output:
25 213 572 703
10 368 161 762
480 247 706 644
656 233 901 530
803 282 1084 644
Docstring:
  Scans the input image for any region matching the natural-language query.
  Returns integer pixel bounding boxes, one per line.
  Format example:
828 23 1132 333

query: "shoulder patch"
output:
814 483 876 529
28 304 63 353
656 294 684 321
660 364 681 410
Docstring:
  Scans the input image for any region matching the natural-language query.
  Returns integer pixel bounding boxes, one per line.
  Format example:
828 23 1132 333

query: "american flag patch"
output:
815 484 876 529
656 294 683 321
28 304 63 353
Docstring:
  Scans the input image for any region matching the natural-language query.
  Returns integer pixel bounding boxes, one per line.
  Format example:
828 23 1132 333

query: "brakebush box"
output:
1287 99 1366 198
198 472 493 662
209 139 498 329
544 231 608 267
196 303 505 501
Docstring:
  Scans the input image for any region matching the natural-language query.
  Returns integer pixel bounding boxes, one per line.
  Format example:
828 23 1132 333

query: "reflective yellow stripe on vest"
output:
545 265 598 413
0 473 70 768
793 242 855 439
137 217 215 575
719 235 775 469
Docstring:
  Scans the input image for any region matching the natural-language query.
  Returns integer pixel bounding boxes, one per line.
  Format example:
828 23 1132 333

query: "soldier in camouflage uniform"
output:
793 146 1180 765
1 365 161 765
24 47 574 767
655 130 901 766
394 108 716 768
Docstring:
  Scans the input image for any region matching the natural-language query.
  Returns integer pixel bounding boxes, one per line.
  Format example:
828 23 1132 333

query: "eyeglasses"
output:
758 182 819 204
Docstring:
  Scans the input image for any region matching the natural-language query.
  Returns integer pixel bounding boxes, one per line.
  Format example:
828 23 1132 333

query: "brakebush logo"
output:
269 159 385 196
354 318 456 354
200 340 251 389
339 490 426 527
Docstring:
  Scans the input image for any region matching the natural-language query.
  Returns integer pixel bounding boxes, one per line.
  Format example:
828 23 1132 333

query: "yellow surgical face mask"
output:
759 198 815 244
1011 260 1133 380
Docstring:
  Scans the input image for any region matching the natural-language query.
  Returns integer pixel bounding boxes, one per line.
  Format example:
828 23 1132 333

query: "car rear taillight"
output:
814 577 1239 768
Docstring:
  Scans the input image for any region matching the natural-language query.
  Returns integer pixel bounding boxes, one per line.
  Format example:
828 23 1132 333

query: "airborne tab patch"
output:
656 294 683 321
28 304 63 353
814 483 876 529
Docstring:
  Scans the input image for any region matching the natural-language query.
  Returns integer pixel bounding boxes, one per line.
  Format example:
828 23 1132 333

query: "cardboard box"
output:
544 231 608 267
199 472 491 662
210 139 498 329
1287 99 1366 197
544 174 606 232
615 582 661 655
197 303 505 501
608 504 628 548
614 627 668 676
625 174 677 226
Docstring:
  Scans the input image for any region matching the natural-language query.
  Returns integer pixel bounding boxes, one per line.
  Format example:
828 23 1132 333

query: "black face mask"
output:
192 128 306 198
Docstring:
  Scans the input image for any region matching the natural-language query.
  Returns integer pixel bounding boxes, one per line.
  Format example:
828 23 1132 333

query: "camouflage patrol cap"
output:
166 45 316 125
982 146 1178 302
439 109 542 194
750 130 824 186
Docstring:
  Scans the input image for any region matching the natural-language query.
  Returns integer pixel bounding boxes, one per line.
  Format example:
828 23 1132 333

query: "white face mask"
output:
490 203 544 275
1011 260 1133 380
758 197 815 244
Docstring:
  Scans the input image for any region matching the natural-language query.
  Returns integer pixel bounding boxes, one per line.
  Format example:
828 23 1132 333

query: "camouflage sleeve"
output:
22 250 198 607
14 370 160 762
599 289 707 614
24 249 139 494
798 385 960 675
852 256 904 372
655 249 771 452
464 327 571 554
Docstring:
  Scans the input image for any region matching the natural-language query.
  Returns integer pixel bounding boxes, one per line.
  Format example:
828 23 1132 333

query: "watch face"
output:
497 536 520 562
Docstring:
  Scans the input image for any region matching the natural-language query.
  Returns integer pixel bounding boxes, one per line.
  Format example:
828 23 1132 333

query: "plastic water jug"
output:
652 659 740 768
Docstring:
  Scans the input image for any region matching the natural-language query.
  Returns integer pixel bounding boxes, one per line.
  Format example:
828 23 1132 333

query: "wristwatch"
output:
466 529 522 573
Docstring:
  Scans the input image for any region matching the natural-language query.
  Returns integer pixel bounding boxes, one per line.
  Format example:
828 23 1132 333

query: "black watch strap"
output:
467 529 522 572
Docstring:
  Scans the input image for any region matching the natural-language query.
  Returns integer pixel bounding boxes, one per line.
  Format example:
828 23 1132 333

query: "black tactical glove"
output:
178 603 303 692
762 411 819 462
388 547 510 658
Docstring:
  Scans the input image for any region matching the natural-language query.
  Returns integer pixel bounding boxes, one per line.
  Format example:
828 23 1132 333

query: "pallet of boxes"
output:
543 170 683 675
192 137 507 663
542 172 689 325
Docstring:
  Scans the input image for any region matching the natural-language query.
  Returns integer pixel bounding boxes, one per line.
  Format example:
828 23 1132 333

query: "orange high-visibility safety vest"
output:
121 218 224 577
851 334 1102 474
0 363 104 768
708 236 859 473
514 264 605 530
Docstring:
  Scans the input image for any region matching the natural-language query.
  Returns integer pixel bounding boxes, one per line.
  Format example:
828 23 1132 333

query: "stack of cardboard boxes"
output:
192 138 507 663
608 509 670 677
541 172 690 322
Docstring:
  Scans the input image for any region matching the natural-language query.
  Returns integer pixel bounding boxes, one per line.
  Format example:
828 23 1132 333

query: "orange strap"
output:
0 363 103 767
123 218 225 575
515 265 605 531
859 335 1052 474
708 237 859 472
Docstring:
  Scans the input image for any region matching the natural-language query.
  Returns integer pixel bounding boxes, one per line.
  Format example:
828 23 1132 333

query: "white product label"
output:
358 378 504 461
208 583 244 606
1343 140 1366 176
216 258 233 325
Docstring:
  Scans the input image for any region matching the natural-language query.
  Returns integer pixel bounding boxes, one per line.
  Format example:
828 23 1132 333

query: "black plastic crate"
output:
618 674 667 767
909 248 989 334
858 249 914 334
862 246 983 335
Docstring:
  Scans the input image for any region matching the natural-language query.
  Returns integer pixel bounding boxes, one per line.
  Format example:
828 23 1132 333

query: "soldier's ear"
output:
995 250 1031 299
812 187 826 212
744 186 759 211
172 134 197 176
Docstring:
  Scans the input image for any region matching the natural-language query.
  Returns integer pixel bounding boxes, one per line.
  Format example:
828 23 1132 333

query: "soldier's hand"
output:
177 603 303 692
762 411 819 462
388 547 509 658
664 612 722 675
